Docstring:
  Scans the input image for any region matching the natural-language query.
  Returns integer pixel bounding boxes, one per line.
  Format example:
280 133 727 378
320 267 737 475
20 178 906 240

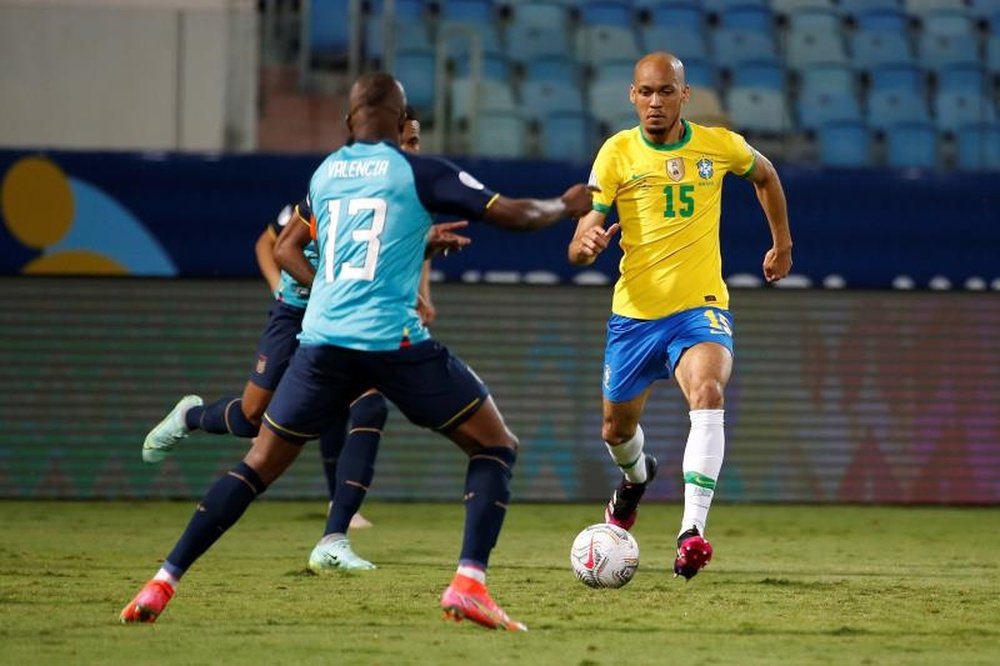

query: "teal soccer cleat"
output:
308 535 376 572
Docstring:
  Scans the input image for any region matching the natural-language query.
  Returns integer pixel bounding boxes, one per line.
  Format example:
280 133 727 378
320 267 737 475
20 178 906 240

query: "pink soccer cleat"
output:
440 574 527 632
674 529 713 580
119 579 175 623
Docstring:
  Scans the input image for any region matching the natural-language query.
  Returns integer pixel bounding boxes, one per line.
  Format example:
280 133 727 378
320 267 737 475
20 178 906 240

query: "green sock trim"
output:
684 471 716 490
618 455 641 471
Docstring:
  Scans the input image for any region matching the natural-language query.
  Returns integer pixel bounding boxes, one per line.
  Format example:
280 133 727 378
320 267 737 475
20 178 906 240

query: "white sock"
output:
605 424 647 484
153 568 179 589
680 410 725 536
456 564 486 583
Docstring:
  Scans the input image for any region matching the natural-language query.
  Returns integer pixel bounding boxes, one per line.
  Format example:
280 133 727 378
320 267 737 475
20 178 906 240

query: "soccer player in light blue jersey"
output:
121 71 595 630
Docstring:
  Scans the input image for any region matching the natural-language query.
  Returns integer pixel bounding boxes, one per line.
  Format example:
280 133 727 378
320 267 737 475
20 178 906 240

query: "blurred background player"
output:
140 108 439 570
568 52 793 580
121 71 595 630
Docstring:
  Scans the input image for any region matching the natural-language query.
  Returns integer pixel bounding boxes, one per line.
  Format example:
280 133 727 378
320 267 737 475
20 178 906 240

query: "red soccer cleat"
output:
440 574 527 632
120 579 175 623
674 529 713 580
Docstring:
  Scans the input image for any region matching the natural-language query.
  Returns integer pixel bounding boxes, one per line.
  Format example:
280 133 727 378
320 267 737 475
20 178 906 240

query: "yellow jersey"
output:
589 119 756 320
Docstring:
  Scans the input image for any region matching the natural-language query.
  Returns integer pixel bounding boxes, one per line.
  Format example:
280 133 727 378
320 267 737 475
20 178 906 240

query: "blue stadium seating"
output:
788 7 843 31
955 123 1000 170
987 36 1000 73
921 9 975 36
368 0 425 19
852 32 914 68
711 30 780 70
866 89 931 131
905 0 966 17
473 109 527 157
450 77 518 125
394 48 436 116
594 59 636 84
588 80 633 126
640 28 709 61
818 120 873 167
307 0 349 64
799 63 857 98
540 111 596 162
524 55 578 83
720 5 776 36
504 25 572 65
579 1 634 28
682 58 716 87
771 0 838 15
727 87 792 133
439 0 494 23
885 121 938 168
968 0 1000 21
509 1 572 30
608 110 640 133
576 26 642 66
365 19 431 64
647 2 705 33
704 0 770 13
918 33 980 71
853 7 909 32
869 62 923 93
452 51 510 80
934 90 996 132
936 63 986 94
786 28 849 69
840 0 905 14
520 81 586 123
732 60 786 90
798 90 863 131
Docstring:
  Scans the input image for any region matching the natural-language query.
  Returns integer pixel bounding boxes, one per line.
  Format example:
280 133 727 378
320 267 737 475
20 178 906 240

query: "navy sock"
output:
459 446 516 569
318 407 350 503
164 462 267 574
325 394 387 535
184 397 258 437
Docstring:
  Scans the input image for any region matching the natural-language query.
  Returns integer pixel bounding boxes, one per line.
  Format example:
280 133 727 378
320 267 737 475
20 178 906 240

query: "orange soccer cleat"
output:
119 579 175 624
440 574 527 632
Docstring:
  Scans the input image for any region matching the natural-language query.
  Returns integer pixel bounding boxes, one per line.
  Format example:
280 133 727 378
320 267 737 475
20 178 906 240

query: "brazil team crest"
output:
696 157 714 180
665 158 684 182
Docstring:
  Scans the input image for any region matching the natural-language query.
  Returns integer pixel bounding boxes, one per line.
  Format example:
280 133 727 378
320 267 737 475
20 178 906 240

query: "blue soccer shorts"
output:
263 340 490 444
602 306 734 403
249 301 305 391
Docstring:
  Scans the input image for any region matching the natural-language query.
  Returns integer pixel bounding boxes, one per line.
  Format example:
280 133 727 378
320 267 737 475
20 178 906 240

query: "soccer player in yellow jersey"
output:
568 52 793 580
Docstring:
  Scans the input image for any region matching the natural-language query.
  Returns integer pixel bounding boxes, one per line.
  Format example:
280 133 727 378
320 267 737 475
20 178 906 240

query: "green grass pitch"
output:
1 501 998 665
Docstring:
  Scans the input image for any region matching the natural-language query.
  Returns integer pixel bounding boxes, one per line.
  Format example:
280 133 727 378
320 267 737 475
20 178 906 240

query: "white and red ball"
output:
570 523 639 589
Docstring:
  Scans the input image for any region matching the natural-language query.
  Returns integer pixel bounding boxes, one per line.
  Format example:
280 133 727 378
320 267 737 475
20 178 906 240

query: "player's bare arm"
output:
568 209 621 266
273 211 315 286
745 149 793 283
254 228 281 292
484 183 596 231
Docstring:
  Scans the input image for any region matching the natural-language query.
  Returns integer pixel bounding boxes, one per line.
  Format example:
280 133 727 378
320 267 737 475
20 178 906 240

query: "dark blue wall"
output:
2 149 997 288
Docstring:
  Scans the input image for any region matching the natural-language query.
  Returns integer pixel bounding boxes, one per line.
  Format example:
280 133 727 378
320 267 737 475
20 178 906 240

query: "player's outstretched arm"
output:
273 210 316 287
745 150 793 283
484 184 596 231
568 209 620 266
254 229 281 293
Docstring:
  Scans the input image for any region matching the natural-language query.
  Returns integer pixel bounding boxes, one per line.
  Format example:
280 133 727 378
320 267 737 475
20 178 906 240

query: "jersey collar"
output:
638 119 691 151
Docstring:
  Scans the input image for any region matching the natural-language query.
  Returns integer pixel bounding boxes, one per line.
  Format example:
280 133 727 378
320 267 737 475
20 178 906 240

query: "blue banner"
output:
2 149 997 288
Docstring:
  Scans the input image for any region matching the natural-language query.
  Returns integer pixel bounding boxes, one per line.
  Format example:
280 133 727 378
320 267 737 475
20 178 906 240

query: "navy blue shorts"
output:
249 302 305 391
263 340 490 443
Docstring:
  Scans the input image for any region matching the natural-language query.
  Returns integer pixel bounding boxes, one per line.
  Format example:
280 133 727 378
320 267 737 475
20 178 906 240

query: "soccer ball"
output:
570 523 639 589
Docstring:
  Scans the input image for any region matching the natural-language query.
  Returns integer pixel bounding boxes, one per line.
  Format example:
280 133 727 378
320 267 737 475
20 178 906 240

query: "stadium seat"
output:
786 29 849 70
799 62 857 98
594 59 636 84
640 27 709 61
306 0 349 65
540 111 596 161
509 0 573 29
683 58 716 87
504 25 572 65
439 0 494 23
987 36 1000 75
905 0 966 17
524 55 578 83
818 120 873 167
771 0 837 16
365 19 431 64
368 0 425 19
885 121 938 168
450 78 518 126
685 87 731 127
579 1 634 28
726 87 793 134
936 63 986 94
866 89 931 132
608 110 640 133
588 80 633 126
797 89 863 132
732 59 786 90
853 7 909 32
704 0 769 14
473 110 527 158
934 90 996 132
955 122 1000 170
869 62 923 93
647 2 705 33
720 5 776 36
787 7 843 31
918 33 980 71
921 9 975 35
711 30 780 71
452 51 510 81
443 28 503 66
851 32 915 69
576 26 642 66
394 48 436 117
968 0 1000 22
519 80 586 123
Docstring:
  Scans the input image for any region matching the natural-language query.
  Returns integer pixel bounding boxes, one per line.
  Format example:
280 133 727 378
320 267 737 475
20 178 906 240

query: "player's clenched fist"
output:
561 184 600 219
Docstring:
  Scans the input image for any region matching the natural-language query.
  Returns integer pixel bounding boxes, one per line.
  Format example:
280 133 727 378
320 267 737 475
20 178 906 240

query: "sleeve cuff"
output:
593 202 612 213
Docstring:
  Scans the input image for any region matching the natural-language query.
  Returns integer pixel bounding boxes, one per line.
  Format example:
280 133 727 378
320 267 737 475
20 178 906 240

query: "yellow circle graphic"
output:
1 156 75 249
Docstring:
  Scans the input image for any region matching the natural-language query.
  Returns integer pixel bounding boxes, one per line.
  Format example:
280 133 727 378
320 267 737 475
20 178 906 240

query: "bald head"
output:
346 71 408 144
633 52 685 87
629 51 690 142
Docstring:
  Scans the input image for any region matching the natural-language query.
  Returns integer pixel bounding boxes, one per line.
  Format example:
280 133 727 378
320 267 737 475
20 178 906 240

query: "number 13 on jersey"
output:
325 198 386 282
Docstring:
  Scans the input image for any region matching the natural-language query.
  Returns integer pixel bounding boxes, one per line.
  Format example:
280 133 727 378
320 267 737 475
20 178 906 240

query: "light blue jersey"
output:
299 141 495 351
269 204 319 310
